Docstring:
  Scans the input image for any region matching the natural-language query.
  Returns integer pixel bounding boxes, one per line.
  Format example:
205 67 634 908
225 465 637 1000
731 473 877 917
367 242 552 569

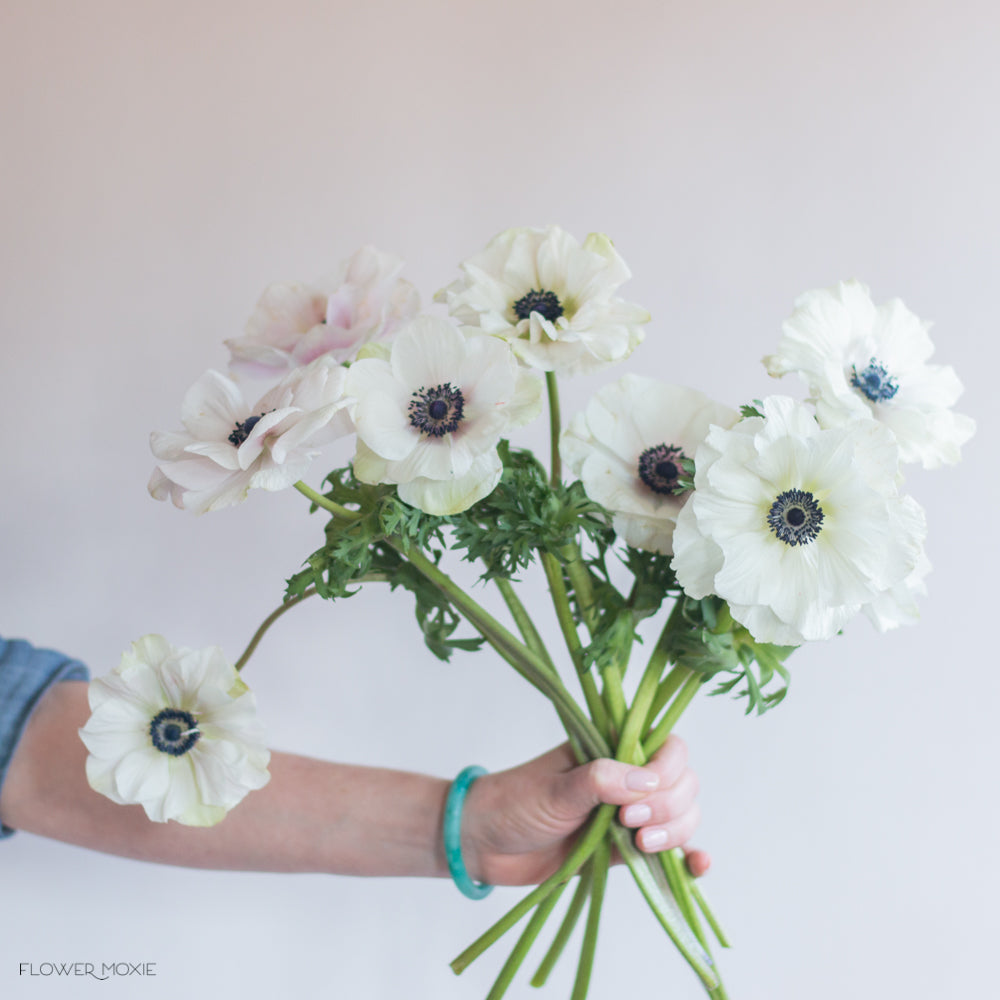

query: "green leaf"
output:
377 547 485 662
663 598 799 715
449 443 614 582
286 465 481 662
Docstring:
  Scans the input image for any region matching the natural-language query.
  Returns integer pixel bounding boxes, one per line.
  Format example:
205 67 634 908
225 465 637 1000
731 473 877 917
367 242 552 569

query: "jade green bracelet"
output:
444 765 493 900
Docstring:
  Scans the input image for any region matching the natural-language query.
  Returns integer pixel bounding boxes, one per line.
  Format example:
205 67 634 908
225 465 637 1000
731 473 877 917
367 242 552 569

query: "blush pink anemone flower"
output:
226 246 420 376
149 356 352 513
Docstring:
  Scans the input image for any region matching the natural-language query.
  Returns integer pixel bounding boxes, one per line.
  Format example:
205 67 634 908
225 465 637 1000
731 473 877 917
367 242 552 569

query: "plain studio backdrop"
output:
1 2 995 998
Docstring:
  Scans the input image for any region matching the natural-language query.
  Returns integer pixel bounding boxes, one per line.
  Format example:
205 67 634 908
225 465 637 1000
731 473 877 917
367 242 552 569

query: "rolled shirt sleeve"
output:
0 636 89 838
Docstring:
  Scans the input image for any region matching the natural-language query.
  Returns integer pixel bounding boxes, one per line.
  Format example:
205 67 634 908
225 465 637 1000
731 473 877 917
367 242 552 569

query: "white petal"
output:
397 451 502 515
347 359 416 461
180 370 247 440
82 636 269 826
390 316 468 388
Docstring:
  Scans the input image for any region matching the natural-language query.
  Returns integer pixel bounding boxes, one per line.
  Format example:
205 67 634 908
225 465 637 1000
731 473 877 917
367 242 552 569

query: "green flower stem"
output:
559 542 598 633
614 646 666 766
236 571 396 674
611 672 721 996
494 577 558 676
571 835 610 1000
644 665 692 733
540 551 610 741
609 823 719 992
546 371 562 486
643 671 703 759
558 541 628 734
710 601 734 635
632 597 690 729
618 657 731 973
293 480 362 521
646 597 686 674
450 804 616 975
690 880 731 949
627 660 731 977
233 587 316 672
531 864 595 987
495 576 589 765
646 666 691 730
484 875 569 1000
600 667 628 736
634 664 733 983
397 543 609 760
662 847 710 954
604 666 724 995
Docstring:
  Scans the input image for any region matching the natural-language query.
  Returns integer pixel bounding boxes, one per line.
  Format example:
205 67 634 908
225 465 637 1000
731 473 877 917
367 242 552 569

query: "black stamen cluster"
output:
149 708 200 756
408 383 465 437
638 443 687 495
850 357 899 403
229 412 269 447
767 488 825 546
513 288 564 322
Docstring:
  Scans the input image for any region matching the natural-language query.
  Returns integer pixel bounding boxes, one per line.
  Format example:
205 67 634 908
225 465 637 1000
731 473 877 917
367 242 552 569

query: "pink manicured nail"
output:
641 827 669 850
625 768 659 791
623 803 652 826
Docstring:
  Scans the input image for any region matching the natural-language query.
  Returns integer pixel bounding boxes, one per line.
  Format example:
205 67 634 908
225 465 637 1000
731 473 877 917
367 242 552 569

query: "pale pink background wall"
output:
1 2 996 998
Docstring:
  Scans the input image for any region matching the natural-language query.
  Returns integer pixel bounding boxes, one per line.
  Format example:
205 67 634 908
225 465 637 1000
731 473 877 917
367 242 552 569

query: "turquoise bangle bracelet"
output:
444 765 493 900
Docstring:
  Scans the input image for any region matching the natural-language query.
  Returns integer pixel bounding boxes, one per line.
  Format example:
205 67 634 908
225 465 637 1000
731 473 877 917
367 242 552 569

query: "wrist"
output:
450 769 494 886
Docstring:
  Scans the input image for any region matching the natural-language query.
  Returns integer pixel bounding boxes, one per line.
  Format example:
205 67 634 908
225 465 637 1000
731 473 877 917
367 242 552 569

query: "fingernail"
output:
625 768 659 791
623 803 652 826
641 827 669 850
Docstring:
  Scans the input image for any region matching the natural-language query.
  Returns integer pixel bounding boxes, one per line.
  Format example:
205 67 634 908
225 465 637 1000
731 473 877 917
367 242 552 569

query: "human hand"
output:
460 735 709 887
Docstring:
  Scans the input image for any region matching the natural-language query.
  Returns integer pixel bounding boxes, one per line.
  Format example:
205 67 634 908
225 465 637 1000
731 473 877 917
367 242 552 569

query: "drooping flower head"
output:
149 355 353 513
763 280 975 468
671 396 927 646
562 375 738 554
346 315 543 514
79 635 270 826
226 246 420 376
435 225 650 375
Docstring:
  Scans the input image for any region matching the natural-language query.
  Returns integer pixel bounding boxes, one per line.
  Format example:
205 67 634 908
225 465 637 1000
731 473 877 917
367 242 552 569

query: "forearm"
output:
1 680 452 878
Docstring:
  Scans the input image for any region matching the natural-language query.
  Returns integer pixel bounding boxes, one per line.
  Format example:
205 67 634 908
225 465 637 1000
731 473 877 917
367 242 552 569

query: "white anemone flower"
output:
226 246 420 376
672 396 927 646
763 280 975 468
435 225 650 376
863 538 931 632
561 375 738 554
149 356 353 513
79 635 270 826
346 315 543 515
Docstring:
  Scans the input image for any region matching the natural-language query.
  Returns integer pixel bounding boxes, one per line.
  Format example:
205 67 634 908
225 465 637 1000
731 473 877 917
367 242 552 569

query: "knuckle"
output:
654 735 689 780
586 757 618 795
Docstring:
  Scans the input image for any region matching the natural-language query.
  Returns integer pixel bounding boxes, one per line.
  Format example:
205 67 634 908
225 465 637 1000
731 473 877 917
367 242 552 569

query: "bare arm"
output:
0 680 709 883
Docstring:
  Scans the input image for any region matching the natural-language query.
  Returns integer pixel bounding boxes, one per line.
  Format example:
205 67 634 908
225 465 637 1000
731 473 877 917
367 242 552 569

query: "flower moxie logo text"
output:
19 962 156 981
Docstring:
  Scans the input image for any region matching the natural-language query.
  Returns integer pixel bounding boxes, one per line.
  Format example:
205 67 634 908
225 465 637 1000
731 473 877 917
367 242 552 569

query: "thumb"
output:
548 757 661 824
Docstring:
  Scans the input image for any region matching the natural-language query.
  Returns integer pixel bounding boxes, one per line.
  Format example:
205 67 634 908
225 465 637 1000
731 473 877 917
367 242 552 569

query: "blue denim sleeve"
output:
0 636 90 839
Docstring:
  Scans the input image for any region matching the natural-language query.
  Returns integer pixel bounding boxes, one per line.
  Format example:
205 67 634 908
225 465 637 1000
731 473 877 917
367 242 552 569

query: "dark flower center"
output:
228 411 271 447
513 289 564 322
149 708 200 756
408 383 465 437
767 488 824 546
638 444 688 495
850 358 898 403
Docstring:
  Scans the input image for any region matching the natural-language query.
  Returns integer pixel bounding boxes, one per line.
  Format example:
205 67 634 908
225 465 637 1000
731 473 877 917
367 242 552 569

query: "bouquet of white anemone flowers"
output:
80 227 974 1000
